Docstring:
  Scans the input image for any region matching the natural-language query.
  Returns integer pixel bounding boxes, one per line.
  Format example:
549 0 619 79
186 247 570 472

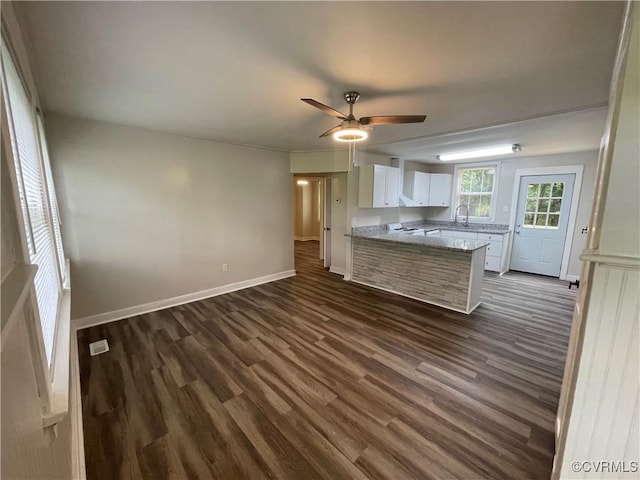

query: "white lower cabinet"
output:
477 232 510 273
439 230 510 273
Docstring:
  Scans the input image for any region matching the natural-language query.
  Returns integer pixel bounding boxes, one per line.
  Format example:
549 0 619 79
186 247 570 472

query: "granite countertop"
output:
348 231 490 252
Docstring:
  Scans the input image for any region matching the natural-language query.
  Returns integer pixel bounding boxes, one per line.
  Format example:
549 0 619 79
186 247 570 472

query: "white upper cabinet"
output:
427 173 453 207
403 171 430 206
359 164 400 208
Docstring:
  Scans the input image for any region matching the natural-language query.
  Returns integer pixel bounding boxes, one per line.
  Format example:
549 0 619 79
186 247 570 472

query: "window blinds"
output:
2 43 61 366
37 113 66 283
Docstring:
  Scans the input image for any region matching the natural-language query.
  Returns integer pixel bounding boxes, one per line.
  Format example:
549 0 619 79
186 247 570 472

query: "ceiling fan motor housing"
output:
344 91 360 105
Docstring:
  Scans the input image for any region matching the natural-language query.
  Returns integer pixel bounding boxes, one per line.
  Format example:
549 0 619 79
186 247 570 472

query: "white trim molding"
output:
294 236 320 242
507 164 584 280
580 249 640 269
73 270 296 330
69 323 86 480
329 266 345 276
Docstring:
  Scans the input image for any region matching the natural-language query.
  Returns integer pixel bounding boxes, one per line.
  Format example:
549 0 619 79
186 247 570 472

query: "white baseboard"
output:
329 266 345 276
69 324 86 480
294 236 320 241
72 269 296 330
565 274 580 283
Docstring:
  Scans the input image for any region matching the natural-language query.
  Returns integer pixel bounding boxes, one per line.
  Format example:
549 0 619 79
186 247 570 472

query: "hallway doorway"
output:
293 176 329 272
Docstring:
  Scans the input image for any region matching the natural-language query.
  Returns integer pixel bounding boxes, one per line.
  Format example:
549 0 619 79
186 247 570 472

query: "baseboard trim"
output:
70 324 86 480
329 266 345 276
294 236 320 241
72 270 296 330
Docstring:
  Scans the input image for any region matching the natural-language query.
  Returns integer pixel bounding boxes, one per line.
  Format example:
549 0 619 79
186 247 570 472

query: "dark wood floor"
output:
78 240 576 479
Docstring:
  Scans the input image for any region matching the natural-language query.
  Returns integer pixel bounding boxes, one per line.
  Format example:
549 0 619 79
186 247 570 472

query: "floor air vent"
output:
89 339 110 356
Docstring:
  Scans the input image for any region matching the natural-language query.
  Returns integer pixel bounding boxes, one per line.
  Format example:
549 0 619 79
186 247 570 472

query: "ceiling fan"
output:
301 91 427 142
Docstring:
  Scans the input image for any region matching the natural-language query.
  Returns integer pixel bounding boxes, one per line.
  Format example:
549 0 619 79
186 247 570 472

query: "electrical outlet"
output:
503 205 509 213
222 263 228 272
352 217 357 227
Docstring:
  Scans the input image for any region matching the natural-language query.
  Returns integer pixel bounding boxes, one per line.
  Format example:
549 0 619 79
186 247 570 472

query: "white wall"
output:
45 113 294 320
290 150 350 174
415 151 599 277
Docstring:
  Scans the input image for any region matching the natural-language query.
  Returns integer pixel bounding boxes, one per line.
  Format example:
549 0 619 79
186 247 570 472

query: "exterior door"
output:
323 178 331 268
511 174 575 276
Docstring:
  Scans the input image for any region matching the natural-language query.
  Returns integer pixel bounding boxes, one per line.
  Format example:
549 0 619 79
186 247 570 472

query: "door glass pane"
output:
552 182 564 197
524 213 535 226
538 199 549 213
523 182 563 229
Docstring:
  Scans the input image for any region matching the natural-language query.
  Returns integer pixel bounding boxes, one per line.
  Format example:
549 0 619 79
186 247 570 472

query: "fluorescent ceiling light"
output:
333 128 368 142
296 179 309 185
437 144 521 161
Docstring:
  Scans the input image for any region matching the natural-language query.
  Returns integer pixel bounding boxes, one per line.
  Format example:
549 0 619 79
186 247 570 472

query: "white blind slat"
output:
2 43 61 366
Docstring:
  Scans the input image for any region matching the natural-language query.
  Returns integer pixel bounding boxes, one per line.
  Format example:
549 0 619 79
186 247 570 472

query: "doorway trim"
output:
507 165 584 280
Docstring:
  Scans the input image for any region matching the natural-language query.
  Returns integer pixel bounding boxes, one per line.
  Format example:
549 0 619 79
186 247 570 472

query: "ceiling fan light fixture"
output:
333 128 368 142
437 144 521 161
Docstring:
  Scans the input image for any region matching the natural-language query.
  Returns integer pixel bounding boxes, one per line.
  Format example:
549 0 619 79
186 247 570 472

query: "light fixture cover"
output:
437 144 521 161
333 128 368 142
296 179 309 185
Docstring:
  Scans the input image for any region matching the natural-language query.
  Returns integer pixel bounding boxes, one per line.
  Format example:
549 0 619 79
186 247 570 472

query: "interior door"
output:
323 178 331 268
511 174 575 276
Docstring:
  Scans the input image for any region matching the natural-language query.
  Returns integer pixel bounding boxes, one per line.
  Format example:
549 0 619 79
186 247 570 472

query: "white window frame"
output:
452 161 501 223
1 31 70 428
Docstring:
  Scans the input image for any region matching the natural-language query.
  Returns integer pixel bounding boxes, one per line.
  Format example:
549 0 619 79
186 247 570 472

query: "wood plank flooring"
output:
78 240 576 479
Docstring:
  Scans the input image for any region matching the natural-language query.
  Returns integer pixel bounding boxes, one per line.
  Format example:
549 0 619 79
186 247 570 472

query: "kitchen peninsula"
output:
349 224 492 314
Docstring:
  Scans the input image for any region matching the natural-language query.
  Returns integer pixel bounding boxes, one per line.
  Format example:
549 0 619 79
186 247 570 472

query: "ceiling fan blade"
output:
359 115 427 126
319 124 343 138
301 98 348 120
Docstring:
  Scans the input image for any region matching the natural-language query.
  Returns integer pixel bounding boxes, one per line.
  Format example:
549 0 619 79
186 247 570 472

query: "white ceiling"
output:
18 2 623 154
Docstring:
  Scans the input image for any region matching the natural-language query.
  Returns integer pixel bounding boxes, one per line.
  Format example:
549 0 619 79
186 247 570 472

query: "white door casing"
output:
323 178 331 268
507 165 584 280
511 174 575 276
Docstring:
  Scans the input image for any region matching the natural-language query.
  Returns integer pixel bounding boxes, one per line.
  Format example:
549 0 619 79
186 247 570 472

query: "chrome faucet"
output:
454 205 469 227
